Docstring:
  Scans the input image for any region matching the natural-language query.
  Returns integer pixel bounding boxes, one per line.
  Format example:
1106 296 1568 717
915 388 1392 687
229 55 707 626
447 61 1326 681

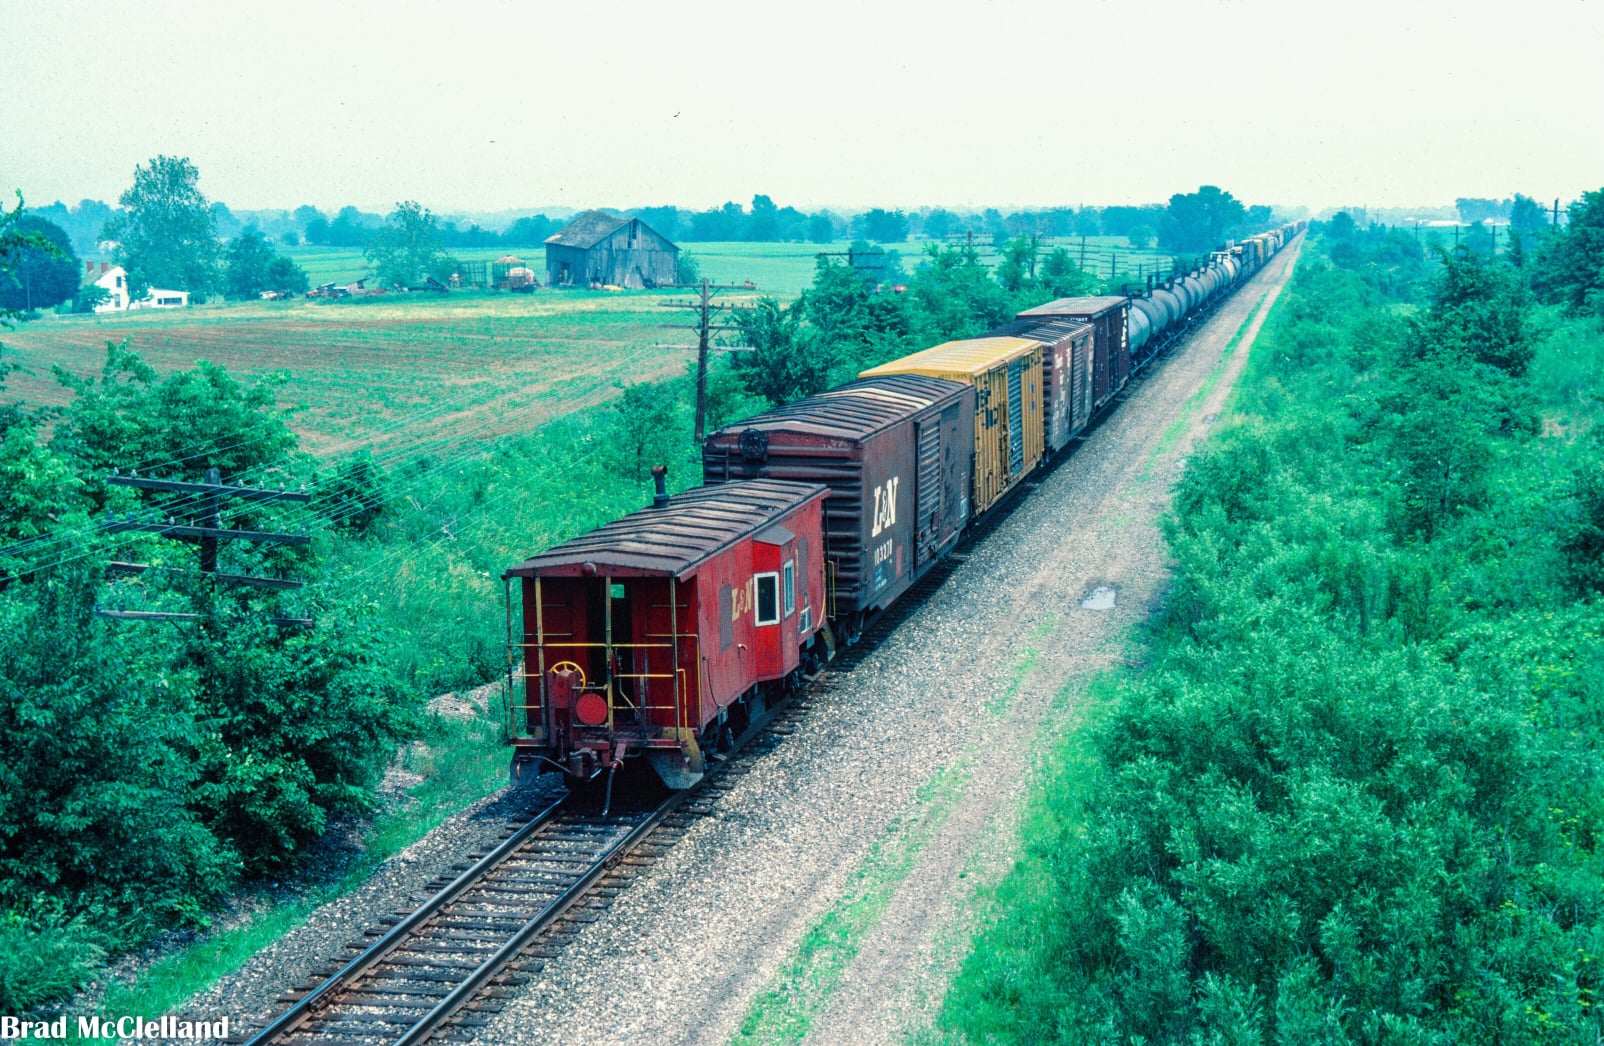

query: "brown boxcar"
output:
861 337 1044 517
1016 297 1130 409
503 478 828 788
703 375 975 628
993 318 1095 452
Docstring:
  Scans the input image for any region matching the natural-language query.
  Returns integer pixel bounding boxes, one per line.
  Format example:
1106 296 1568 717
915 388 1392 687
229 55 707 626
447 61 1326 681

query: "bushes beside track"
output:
941 226 1604 1042
0 341 713 1011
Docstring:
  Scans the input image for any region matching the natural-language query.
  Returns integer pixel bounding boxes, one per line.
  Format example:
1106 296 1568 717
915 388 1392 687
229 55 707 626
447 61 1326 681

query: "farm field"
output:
1 235 1169 459
2 289 693 454
0 240 898 457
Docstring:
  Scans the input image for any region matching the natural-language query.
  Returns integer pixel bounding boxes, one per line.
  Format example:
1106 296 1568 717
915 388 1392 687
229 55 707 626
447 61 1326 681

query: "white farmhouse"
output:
86 263 130 313
82 263 190 313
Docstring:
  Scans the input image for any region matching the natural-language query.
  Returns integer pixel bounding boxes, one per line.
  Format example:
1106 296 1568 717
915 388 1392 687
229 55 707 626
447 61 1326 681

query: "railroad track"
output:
237 674 836 1046
238 792 679 1046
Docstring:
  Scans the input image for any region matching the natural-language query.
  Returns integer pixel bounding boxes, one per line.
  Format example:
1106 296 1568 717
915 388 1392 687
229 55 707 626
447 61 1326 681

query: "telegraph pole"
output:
100 468 311 623
658 278 758 443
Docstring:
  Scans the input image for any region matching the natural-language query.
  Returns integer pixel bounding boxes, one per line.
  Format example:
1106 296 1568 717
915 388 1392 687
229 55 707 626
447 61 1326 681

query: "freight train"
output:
502 222 1305 790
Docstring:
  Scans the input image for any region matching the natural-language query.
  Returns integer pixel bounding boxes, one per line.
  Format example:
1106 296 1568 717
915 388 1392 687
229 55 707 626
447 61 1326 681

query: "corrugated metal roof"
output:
991 317 1094 346
859 337 1041 379
544 210 630 249
708 375 970 442
1017 296 1129 319
504 479 826 580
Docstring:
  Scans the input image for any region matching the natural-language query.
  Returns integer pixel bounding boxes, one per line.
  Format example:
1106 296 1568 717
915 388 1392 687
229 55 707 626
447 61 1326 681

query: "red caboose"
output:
502 476 829 789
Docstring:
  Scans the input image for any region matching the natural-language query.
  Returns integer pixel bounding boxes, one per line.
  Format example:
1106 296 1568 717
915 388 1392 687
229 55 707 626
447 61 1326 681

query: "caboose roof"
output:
708 374 970 443
504 479 827 580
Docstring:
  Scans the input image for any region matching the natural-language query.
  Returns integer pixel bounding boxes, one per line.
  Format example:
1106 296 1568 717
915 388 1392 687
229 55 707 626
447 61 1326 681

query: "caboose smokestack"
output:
651 465 669 507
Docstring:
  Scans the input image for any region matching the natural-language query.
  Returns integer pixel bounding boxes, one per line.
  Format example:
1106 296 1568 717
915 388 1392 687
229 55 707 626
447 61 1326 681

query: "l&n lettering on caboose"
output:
730 576 753 621
871 476 900 537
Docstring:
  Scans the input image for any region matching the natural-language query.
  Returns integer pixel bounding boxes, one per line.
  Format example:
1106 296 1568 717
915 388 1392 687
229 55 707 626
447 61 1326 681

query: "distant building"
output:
544 210 678 290
85 263 130 313
81 263 189 313
137 287 190 310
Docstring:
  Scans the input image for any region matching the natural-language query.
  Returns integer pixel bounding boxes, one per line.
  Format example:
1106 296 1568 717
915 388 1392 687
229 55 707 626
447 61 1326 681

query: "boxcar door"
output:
913 418 942 566
1092 328 1111 406
1075 334 1094 432
1006 359 1025 480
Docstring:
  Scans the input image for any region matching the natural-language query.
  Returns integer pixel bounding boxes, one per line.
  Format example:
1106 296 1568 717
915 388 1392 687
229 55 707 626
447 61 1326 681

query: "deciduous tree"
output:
853 208 910 243
1162 185 1248 254
1533 188 1604 316
102 155 219 300
366 201 448 289
734 298 833 407
0 215 78 313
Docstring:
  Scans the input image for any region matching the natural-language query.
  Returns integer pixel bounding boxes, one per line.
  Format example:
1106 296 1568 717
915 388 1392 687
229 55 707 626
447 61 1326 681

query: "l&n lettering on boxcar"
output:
871 476 900 537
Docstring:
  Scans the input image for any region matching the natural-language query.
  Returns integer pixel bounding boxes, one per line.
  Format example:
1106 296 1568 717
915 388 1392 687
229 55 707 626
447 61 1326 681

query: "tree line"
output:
9 161 1294 314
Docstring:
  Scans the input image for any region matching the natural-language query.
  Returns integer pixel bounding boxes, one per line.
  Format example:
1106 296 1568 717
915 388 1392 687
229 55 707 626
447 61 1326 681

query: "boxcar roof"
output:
708 375 970 442
504 479 826 580
1017 296 1129 319
992 317 1094 345
859 336 1041 379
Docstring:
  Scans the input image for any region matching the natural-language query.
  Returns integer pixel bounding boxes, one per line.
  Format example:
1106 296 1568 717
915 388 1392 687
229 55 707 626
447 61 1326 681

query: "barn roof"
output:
545 210 631 248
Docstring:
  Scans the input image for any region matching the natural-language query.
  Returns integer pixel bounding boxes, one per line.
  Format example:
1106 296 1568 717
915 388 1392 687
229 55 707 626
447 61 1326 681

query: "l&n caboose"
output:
503 475 828 792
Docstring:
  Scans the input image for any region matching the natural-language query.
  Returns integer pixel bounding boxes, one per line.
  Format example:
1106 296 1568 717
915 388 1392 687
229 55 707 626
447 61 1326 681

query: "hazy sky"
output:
3 0 1600 216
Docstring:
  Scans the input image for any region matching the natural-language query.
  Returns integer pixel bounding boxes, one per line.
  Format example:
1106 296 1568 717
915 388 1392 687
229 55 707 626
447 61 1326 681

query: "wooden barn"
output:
544 210 679 290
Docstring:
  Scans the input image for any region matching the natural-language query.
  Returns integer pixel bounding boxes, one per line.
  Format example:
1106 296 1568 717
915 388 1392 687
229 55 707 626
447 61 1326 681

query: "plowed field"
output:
1 291 691 453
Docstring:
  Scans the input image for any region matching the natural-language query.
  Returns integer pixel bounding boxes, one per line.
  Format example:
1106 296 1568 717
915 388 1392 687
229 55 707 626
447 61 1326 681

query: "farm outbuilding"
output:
544 211 678 290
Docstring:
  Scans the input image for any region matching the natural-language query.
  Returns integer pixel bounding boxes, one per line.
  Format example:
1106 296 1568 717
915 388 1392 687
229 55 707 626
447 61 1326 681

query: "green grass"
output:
77 709 508 1036
283 241 861 300
932 673 1123 1041
1143 292 1268 473
733 629 1067 1044
2 286 682 452
732 763 972 1045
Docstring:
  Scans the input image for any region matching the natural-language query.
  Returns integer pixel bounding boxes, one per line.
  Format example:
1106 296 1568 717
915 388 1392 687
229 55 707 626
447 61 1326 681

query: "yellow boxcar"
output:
861 337 1044 516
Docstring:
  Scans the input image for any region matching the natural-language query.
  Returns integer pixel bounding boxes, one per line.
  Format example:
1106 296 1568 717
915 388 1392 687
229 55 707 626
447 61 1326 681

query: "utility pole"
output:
658 278 758 443
99 468 311 623
1554 198 1562 226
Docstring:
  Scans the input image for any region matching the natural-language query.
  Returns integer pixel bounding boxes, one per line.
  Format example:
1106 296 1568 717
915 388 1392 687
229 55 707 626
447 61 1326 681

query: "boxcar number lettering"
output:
873 539 894 566
871 477 900 537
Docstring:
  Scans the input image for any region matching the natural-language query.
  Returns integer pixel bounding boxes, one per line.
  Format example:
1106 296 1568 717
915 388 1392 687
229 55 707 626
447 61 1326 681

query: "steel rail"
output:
393 794 686 1046
240 792 568 1046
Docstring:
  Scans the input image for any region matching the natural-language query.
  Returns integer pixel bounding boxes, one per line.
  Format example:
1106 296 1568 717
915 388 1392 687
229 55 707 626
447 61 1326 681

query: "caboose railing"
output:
505 573 699 751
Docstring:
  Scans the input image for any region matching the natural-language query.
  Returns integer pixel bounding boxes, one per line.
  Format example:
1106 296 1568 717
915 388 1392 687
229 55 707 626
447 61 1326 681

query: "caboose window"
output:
755 573 779 625
782 561 795 615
